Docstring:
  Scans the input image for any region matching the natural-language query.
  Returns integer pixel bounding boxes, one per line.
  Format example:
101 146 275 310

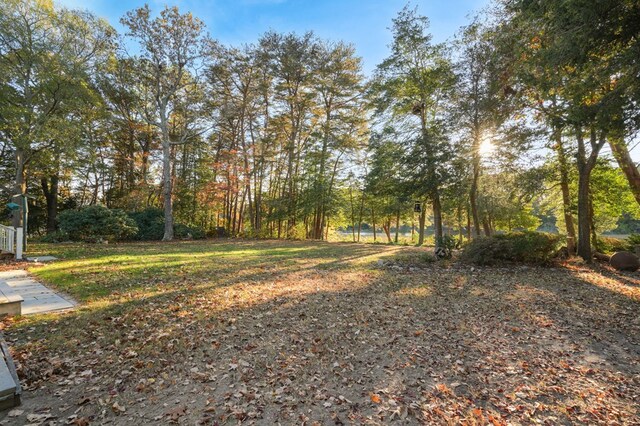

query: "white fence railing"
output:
0 225 22 260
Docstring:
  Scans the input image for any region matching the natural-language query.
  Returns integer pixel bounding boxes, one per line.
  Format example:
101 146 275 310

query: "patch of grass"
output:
24 240 402 302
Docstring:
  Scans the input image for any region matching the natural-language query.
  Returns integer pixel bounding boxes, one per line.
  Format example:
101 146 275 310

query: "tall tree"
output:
121 5 213 240
455 19 506 238
0 0 113 229
310 41 367 239
98 56 158 192
505 0 633 260
259 32 320 237
371 6 455 248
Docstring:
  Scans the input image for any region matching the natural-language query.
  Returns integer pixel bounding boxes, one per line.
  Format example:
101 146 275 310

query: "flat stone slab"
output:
0 271 26 281
0 354 16 400
25 256 58 263
0 283 22 305
22 297 72 315
0 282 23 316
0 270 74 315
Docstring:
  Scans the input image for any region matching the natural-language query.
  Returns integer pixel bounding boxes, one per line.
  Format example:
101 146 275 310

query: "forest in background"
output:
1 0 639 261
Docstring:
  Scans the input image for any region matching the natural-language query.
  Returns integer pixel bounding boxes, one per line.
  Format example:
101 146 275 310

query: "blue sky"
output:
57 0 488 74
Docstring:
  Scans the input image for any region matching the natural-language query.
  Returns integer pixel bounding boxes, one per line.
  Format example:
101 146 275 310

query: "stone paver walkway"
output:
25 256 58 263
0 270 75 315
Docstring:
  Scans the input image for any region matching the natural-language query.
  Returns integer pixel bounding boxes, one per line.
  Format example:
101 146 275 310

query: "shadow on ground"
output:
1 240 638 425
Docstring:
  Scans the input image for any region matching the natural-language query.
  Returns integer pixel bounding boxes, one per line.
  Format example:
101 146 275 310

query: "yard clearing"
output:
0 239 638 425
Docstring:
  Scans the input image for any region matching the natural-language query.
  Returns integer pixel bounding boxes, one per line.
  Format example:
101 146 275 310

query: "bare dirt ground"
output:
0 240 638 425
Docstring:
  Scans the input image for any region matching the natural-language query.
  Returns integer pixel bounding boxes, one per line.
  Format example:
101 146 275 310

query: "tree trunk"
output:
482 218 492 237
382 219 392 243
371 207 377 242
325 218 330 240
349 188 356 242
411 219 415 243
576 170 592 260
609 135 640 207
319 154 343 241
357 193 365 242
457 204 464 245
41 175 59 234
469 142 482 238
161 139 174 241
286 136 297 236
433 192 443 248
231 189 239 236
418 206 426 246
12 148 27 228
313 111 331 240
394 210 400 243
554 131 577 254
589 190 598 252
141 141 151 185
576 126 606 261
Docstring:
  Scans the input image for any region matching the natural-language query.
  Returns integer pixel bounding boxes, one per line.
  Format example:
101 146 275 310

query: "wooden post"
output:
15 228 23 260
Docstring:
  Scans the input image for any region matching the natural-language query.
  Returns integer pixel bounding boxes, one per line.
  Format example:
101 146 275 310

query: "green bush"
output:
58 205 138 243
597 236 629 254
39 230 70 243
127 208 206 240
128 208 165 241
435 235 459 259
461 232 560 265
626 234 640 251
174 223 206 240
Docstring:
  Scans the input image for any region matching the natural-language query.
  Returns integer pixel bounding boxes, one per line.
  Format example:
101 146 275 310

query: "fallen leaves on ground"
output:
0 240 638 425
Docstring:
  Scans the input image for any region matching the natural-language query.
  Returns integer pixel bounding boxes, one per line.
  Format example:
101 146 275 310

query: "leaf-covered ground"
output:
0 240 638 425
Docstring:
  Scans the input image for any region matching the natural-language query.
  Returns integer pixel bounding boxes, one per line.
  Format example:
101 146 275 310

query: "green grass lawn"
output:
10 240 408 355
1 239 639 425
25 239 402 302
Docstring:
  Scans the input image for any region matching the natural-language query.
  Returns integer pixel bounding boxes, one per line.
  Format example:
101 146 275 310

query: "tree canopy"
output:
1 0 639 261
